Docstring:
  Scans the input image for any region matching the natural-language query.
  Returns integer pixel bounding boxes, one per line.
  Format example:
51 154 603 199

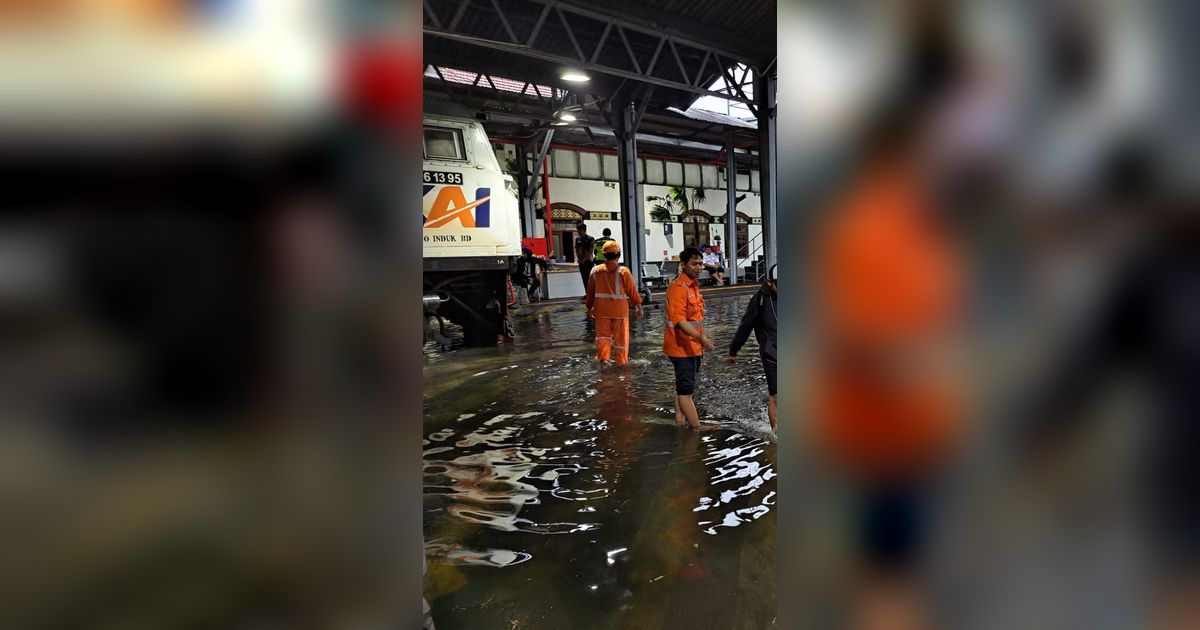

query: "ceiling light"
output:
551 121 569 126
560 70 590 83
557 112 577 122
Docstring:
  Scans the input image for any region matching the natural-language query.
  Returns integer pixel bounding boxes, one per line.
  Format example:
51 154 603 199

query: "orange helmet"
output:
602 240 621 255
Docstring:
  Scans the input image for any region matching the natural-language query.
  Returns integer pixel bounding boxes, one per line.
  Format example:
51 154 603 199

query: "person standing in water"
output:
585 240 643 366
664 247 715 428
726 264 778 431
574 223 595 293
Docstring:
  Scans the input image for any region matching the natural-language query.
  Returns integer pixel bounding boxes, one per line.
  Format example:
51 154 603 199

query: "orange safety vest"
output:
813 159 965 479
586 264 641 318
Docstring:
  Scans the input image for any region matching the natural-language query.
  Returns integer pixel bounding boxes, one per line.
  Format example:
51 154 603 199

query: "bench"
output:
641 262 668 289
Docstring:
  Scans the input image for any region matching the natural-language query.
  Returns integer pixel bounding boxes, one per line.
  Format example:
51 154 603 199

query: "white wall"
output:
502 143 765 268
642 184 762 267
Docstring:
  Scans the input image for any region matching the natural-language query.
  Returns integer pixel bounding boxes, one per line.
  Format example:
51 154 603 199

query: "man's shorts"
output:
669 356 702 396
764 358 778 396
855 483 930 569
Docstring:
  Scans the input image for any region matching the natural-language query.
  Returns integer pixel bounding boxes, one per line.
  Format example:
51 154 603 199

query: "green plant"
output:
647 185 702 223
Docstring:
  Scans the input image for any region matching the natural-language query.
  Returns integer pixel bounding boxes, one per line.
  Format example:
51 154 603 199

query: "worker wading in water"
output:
585 240 643 366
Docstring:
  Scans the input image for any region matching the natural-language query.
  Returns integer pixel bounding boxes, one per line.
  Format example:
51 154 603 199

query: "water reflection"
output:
423 296 776 629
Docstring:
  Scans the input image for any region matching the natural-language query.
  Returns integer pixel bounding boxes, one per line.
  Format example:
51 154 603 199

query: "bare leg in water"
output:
675 394 701 429
852 571 929 630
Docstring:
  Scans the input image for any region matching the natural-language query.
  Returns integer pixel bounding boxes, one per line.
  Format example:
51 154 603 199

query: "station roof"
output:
423 0 775 165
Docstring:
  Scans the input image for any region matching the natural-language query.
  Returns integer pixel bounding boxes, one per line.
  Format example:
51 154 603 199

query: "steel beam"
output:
756 74 777 271
427 29 755 105
521 1 756 67
516 142 536 237
423 0 760 106
726 129 738 285
716 55 756 115
528 128 555 201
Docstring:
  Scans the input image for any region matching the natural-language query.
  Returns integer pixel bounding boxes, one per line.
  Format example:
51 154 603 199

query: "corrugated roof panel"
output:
665 107 757 130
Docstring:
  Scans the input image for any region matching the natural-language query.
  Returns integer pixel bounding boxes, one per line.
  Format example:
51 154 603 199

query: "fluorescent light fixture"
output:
557 112 577 121
560 70 590 82
551 121 569 126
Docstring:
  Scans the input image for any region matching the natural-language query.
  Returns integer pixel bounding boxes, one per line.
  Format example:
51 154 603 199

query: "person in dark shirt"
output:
725 264 778 431
1024 197 1200 618
511 247 550 302
574 223 595 293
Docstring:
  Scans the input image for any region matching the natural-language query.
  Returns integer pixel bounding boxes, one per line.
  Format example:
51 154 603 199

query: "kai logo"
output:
423 185 491 228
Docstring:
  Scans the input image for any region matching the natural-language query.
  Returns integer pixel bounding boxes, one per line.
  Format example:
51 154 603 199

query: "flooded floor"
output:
423 296 777 629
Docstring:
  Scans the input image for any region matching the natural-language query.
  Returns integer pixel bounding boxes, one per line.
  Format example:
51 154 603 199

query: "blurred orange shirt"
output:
813 160 965 479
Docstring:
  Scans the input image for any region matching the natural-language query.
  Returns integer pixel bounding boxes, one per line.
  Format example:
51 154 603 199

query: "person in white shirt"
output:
699 244 725 285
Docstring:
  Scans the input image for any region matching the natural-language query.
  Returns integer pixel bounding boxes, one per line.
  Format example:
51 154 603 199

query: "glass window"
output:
684 163 701 187
736 170 750 191
553 149 578 177
751 169 760 192
579 152 602 179
665 161 684 186
602 154 619 181
636 158 645 183
702 164 719 188
645 159 665 184
423 127 464 160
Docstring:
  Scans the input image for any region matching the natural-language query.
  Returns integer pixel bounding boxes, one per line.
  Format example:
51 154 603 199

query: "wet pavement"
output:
423 296 776 629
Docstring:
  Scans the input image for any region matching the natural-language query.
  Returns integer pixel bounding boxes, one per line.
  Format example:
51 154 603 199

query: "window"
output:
736 170 750 191
684 163 701 187
602 154 619 181
645 159 665 184
751 169 760 192
636 158 645 183
579 152 602 179
423 127 465 161
665 161 684 186
553 149 578 178
702 164 719 188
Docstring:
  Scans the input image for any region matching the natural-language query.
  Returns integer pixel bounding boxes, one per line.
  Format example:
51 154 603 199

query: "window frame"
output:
423 126 467 162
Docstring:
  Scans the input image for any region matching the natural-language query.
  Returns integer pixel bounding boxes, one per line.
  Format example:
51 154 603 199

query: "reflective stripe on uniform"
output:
595 293 628 300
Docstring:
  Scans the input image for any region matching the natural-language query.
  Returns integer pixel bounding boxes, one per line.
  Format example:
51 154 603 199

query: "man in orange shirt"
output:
812 105 967 630
664 247 715 428
585 240 643 366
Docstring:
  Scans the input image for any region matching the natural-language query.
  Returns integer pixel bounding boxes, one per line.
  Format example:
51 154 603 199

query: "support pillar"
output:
756 73 777 270
516 142 535 238
613 95 645 288
726 129 738 285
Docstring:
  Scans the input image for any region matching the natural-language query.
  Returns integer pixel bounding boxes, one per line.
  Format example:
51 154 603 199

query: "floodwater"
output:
423 295 777 629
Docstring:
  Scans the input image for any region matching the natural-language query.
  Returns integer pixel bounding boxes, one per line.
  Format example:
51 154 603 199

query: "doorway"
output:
681 210 712 249
549 203 587 262
559 230 576 262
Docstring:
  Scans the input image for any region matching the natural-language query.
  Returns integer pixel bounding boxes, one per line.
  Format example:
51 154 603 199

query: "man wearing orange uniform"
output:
664 247 715 429
811 119 967 630
585 240 643 365
815 151 965 484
